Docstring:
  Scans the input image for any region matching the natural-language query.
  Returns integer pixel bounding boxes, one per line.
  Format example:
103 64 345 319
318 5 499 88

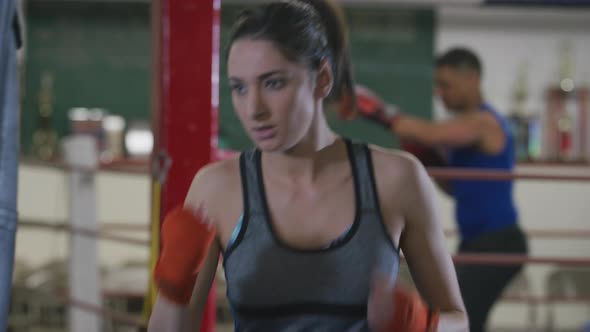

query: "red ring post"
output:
152 0 219 330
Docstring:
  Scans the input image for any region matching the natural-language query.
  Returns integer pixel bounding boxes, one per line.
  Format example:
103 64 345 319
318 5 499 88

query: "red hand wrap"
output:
154 206 216 305
384 288 440 332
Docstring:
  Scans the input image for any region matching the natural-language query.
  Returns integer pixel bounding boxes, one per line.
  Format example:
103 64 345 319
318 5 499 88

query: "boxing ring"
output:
8 158 590 331
3 0 590 331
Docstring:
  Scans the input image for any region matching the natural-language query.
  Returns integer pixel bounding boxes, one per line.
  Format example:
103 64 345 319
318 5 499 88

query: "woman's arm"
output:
147 243 220 332
400 156 469 332
188 242 221 329
148 163 226 332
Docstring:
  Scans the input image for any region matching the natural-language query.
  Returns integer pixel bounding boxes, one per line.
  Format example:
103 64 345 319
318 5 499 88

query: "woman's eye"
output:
231 84 247 95
265 78 285 90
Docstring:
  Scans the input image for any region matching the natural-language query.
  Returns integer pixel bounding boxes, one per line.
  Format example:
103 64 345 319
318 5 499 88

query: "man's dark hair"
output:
435 47 482 76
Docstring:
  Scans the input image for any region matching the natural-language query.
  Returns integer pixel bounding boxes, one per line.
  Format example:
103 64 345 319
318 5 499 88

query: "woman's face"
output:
227 39 321 152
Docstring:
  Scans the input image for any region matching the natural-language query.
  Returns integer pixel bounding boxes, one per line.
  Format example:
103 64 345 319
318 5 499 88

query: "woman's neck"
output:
263 111 345 185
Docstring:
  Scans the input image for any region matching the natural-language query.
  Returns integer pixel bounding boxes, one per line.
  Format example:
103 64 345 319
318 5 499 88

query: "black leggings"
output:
456 224 528 332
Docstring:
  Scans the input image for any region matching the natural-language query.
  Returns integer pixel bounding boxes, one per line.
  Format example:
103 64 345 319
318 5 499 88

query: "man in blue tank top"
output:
357 47 528 332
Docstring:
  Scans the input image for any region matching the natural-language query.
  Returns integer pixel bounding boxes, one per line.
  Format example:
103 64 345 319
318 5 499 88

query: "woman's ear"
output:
314 59 334 99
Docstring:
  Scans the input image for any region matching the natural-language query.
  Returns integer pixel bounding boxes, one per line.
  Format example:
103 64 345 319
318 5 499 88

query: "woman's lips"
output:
253 125 276 141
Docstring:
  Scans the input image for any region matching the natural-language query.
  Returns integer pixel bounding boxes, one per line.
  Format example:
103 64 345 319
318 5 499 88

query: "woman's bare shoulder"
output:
368 144 423 180
184 156 241 211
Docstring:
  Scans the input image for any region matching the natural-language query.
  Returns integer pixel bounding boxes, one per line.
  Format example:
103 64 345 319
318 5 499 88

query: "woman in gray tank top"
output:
148 1 468 331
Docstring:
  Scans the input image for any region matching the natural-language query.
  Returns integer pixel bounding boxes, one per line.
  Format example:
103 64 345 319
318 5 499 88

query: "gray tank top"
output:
222 140 400 332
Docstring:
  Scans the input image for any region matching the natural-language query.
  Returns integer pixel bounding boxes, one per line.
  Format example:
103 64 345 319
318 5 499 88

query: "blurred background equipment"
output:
124 121 152 160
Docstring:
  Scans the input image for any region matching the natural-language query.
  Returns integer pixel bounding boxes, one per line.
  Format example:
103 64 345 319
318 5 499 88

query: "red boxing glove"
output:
355 84 401 130
154 206 216 305
384 288 440 332
400 141 446 167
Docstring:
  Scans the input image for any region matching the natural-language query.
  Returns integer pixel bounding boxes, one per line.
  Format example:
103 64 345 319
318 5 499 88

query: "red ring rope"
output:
20 159 590 182
427 167 590 182
33 288 147 328
443 229 590 239
452 254 590 266
397 254 590 266
18 220 149 247
21 219 590 240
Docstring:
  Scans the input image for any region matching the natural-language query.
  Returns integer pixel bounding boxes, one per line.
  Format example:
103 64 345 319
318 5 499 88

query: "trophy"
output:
508 63 530 161
31 72 59 161
545 40 589 162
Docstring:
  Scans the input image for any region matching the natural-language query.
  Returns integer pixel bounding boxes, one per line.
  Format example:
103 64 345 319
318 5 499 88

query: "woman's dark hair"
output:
227 0 356 113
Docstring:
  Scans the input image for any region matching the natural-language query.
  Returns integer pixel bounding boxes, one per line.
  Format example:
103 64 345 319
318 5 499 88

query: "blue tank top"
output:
448 103 518 242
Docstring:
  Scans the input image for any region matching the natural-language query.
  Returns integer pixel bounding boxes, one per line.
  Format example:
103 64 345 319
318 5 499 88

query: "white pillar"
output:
62 135 102 332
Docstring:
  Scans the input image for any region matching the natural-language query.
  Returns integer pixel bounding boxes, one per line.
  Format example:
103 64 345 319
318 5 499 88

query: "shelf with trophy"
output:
24 72 152 174
509 41 589 166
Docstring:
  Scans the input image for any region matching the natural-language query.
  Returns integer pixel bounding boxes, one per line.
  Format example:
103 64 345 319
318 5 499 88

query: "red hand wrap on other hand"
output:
383 288 440 332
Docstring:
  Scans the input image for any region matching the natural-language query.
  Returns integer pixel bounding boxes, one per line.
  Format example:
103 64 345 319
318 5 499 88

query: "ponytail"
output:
298 0 357 118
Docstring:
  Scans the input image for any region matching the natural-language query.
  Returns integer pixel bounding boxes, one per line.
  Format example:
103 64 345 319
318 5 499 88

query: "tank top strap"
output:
345 140 380 214
239 149 265 217
240 140 382 223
